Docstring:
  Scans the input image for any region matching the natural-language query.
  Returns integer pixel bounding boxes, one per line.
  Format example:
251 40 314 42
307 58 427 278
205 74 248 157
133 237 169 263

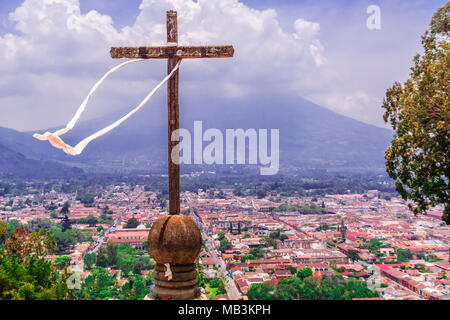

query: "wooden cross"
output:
111 10 234 215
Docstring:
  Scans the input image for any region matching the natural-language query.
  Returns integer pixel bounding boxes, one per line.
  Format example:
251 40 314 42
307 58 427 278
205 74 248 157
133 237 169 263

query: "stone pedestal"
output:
152 263 199 299
148 214 202 300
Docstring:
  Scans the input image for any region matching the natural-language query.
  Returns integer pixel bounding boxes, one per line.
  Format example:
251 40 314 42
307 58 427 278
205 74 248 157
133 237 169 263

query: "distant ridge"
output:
0 142 84 178
0 91 392 174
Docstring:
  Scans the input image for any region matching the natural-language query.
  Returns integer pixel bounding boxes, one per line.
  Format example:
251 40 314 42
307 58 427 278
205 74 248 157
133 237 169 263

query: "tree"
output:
131 256 152 275
46 202 58 211
50 211 59 219
0 221 7 247
256 189 267 199
248 273 379 300
347 249 360 262
233 187 243 197
25 218 51 233
81 267 119 300
96 248 109 267
217 232 225 241
247 282 274 300
115 243 138 276
54 256 72 269
61 214 71 232
296 267 313 280
142 240 148 252
60 201 70 215
120 274 149 300
270 230 281 239
76 191 95 207
0 227 73 300
86 214 98 228
7 220 22 235
60 201 72 232
274 281 299 300
249 247 264 259
83 252 96 270
244 254 255 261
286 266 297 275
219 240 232 253
381 3 450 224
53 229 82 254
102 205 113 215
208 277 220 288
125 217 140 229
118 257 133 276
106 241 118 266
396 248 413 262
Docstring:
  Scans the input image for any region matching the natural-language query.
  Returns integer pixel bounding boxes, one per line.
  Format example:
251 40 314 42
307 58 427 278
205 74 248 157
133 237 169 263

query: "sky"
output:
0 0 446 131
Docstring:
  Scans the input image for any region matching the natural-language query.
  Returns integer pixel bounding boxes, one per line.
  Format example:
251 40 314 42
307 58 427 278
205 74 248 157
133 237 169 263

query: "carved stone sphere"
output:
148 214 202 265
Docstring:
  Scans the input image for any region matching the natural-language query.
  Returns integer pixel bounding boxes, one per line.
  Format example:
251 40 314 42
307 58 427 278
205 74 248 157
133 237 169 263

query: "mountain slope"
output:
0 91 392 173
0 142 84 178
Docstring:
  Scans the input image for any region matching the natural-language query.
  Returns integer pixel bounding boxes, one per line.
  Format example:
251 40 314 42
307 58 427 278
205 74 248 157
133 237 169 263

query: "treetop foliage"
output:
382 3 449 224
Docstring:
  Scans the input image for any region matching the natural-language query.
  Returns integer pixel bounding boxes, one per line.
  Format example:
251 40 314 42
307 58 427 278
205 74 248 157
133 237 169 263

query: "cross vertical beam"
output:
167 10 180 215
111 10 234 300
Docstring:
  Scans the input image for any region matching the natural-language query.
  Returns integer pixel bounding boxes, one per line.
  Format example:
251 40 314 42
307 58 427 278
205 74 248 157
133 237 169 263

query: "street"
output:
202 231 242 300
87 188 144 253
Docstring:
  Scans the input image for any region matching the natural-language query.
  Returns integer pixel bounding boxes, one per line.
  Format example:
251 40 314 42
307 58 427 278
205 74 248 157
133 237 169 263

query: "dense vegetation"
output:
4 218 91 255
0 169 397 201
0 227 73 299
85 242 153 277
247 268 379 300
197 273 227 299
0 218 153 300
76 267 150 300
274 202 327 214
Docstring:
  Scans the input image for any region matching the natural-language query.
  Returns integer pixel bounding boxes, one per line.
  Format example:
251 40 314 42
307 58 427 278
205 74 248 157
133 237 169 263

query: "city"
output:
1 180 448 300
0 0 447 309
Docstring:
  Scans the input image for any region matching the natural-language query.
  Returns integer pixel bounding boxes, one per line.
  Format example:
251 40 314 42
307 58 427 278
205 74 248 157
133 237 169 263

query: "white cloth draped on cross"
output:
33 59 182 156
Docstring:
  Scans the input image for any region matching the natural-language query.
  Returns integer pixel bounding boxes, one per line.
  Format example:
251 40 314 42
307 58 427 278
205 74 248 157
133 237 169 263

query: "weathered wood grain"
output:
167 11 180 215
110 45 234 59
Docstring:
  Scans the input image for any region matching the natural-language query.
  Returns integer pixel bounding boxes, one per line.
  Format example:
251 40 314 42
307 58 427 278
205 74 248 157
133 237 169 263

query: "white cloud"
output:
0 0 331 131
309 90 389 128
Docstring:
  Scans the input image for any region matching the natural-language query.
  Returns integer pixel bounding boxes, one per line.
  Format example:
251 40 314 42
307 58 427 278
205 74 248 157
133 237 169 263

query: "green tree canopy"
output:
125 217 140 229
0 227 72 300
219 239 233 253
60 201 70 215
382 3 450 224
247 281 275 300
80 267 119 300
54 256 72 269
120 274 149 300
83 252 96 270
86 214 98 228
248 274 379 300
0 221 7 247
106 241 118 266
296 267 313 281
347 249 361 262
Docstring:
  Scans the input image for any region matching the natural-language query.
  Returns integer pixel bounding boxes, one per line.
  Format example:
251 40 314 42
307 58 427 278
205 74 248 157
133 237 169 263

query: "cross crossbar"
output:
110 10 233 216
110 45 234 59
